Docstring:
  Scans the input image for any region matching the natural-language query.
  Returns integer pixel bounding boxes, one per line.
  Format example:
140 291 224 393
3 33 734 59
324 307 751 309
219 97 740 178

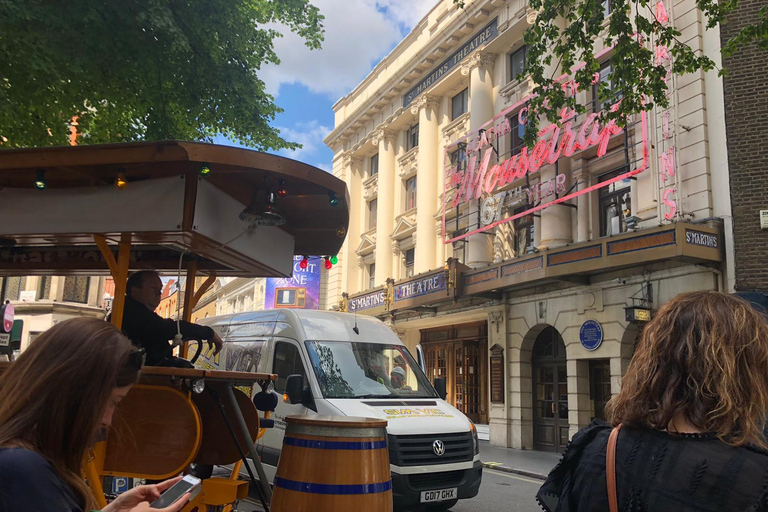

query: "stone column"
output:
539 161 573 249
412 95 442 274
342 154 364 295
462 51 496 268
572 162 590 243
373 129 397 285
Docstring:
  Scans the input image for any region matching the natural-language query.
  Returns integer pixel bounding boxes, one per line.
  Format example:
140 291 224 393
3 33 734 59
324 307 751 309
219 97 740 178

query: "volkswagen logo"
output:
432 439 445 456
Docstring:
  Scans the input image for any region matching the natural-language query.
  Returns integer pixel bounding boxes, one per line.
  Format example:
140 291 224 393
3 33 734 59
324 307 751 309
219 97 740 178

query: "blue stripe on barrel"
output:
283 436 387 450
274 476 393 495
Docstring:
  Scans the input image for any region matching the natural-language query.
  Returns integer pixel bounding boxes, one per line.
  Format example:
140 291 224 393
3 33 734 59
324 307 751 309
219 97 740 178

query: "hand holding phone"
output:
149 475 201 509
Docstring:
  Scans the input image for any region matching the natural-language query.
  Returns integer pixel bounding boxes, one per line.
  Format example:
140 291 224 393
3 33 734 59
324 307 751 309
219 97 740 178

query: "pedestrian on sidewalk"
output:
536 291 768 512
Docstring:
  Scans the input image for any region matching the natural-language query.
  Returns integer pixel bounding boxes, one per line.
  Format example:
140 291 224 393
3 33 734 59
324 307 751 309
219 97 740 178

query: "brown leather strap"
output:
606 424 622 512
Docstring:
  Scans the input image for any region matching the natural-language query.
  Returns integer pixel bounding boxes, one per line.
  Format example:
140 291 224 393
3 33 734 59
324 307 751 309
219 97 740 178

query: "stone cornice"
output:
324 0 501 147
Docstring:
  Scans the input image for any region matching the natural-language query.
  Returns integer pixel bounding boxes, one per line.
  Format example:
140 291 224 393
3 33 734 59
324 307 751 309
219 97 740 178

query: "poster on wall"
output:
264 255 321 310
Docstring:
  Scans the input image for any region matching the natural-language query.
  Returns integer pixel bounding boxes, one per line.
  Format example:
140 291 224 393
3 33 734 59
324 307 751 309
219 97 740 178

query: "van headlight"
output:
470 421 479 455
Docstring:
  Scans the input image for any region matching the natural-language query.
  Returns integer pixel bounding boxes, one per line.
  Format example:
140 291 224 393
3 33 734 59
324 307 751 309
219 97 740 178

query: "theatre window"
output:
368 198 378 230
405 176 417 211
406 124 419 151
513 205 535 256
404 249 415 278
370 153 379 177
368 263 376 290
593 61 621 113
509 45 527 82
598 168 632 237
508 110 525 156
452 88 468 120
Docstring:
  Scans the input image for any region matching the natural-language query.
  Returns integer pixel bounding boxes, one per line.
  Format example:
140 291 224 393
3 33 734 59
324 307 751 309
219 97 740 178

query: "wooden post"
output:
94 233 131 330
110 233 132 330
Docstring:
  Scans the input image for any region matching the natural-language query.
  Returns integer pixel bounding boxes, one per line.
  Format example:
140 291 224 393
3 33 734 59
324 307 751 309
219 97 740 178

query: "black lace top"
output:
536 420 768 512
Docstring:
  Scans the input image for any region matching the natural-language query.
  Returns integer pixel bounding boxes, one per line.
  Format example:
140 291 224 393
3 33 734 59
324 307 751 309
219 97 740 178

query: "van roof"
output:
198 309 402 345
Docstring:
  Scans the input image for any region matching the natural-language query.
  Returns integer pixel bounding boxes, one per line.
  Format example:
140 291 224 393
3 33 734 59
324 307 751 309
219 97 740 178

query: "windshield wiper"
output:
350 393 399 399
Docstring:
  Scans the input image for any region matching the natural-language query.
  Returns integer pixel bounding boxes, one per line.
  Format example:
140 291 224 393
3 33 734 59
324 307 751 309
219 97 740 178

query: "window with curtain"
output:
404 249 415 278
405 176 417 210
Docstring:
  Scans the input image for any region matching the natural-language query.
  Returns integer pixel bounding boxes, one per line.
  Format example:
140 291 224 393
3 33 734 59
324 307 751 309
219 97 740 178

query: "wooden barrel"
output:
271 416 392 512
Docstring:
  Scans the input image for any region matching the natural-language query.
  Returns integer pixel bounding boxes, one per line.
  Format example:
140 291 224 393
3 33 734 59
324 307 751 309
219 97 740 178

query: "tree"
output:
454 0 767 141
0 0 323 150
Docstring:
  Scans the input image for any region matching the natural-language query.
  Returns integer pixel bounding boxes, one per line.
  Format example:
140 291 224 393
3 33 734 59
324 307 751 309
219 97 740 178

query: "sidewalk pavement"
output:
479 441 561 481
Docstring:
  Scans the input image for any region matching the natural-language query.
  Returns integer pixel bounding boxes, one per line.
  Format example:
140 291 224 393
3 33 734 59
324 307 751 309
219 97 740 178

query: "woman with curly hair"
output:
0 317 189 512
537 290 768 512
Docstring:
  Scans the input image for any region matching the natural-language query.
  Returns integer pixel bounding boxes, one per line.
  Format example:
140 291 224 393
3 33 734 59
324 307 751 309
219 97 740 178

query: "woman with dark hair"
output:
537 290 768 512
0 317 189 512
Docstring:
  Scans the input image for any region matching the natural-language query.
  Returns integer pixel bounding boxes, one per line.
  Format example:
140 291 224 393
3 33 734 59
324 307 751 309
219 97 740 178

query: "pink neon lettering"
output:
662 188 677 220
529 141 549 173
660 147 675 182
656 1 669 24
514 148 529 179
484 164 501 193
655 45 671 66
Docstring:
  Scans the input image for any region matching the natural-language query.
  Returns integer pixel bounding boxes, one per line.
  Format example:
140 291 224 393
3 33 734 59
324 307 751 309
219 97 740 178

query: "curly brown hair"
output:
607 290 768 448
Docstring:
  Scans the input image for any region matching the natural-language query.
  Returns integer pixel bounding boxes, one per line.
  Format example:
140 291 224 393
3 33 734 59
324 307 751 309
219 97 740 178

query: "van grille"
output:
407 470 465 490
388 432 473 466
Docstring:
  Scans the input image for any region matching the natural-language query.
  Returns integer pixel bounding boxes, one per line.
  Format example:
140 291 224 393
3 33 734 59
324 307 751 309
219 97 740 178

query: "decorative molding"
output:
461 51 497 76
391 239 400 255
398 146 419 179
391 212 417 241
363 174 378 200
372 129 397 146
499 77 534 106
409 94 442 116
343 153 364 170
357 256 364 269
442 111 470 144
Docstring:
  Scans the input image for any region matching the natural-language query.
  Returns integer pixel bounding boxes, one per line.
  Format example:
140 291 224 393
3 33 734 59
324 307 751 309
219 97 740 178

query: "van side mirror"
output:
434 377 447 401
285 374 304 405
285 374 317 412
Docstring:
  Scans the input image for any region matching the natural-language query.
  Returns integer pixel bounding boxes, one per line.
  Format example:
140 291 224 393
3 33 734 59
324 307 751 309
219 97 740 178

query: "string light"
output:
330 255 338 265
199 163 212 177
328 192 339 207
116 172 128 189
324 258 333 270
34 170 46 190
299 256 309 270
277 179 287 198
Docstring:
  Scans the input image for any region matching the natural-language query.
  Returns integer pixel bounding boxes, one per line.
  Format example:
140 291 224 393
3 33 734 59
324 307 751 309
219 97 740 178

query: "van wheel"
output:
423 499 458 511
189 463 213 479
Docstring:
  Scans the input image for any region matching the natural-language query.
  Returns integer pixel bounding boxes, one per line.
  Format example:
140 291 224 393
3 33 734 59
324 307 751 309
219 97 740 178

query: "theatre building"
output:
324 0 733 451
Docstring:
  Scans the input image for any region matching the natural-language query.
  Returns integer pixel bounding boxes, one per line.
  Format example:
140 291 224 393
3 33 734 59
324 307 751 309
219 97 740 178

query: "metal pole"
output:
222 384 273 505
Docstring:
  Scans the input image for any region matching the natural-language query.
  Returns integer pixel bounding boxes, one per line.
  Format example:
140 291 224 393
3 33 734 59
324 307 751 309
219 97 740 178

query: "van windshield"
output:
305 341 438 399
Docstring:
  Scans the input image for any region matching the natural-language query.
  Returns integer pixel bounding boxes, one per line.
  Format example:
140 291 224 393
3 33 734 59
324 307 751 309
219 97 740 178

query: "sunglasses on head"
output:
127 348 145 370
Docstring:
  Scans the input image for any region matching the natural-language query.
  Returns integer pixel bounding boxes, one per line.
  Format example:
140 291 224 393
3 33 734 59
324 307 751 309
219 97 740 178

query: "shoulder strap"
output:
606 424 622 512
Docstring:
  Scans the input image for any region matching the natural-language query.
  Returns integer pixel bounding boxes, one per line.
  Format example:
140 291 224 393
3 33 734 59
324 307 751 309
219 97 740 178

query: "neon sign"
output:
442 47 650 245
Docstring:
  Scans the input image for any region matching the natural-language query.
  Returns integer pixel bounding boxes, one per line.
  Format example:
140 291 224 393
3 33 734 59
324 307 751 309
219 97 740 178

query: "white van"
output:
194 309 482 511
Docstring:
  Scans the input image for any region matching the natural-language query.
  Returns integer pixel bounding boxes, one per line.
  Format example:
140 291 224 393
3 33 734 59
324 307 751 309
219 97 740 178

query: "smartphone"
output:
149 475 201 509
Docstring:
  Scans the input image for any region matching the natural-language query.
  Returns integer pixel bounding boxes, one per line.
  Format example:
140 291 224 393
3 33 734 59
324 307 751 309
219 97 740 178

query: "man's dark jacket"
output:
119 296 214 366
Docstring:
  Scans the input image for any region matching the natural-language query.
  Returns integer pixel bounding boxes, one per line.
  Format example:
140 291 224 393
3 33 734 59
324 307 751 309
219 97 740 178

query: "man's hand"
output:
208 332 224 356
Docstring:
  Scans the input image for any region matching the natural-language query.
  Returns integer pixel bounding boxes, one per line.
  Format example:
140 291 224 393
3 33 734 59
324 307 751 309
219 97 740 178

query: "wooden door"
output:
532 326 568 452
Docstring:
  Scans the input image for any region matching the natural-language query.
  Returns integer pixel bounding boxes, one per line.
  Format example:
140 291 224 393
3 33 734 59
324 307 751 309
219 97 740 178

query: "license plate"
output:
420 488 457 503
0 333 9 347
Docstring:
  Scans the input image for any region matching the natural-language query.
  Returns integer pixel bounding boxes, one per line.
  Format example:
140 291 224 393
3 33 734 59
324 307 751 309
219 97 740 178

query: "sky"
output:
216 0 437 172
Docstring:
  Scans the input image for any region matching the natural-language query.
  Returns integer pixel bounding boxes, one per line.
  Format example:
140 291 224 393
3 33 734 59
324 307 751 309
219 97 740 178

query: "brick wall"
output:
721 0 768 292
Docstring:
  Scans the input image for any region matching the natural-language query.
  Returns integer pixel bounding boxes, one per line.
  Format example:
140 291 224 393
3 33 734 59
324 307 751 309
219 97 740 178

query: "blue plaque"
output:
579 320 603 351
